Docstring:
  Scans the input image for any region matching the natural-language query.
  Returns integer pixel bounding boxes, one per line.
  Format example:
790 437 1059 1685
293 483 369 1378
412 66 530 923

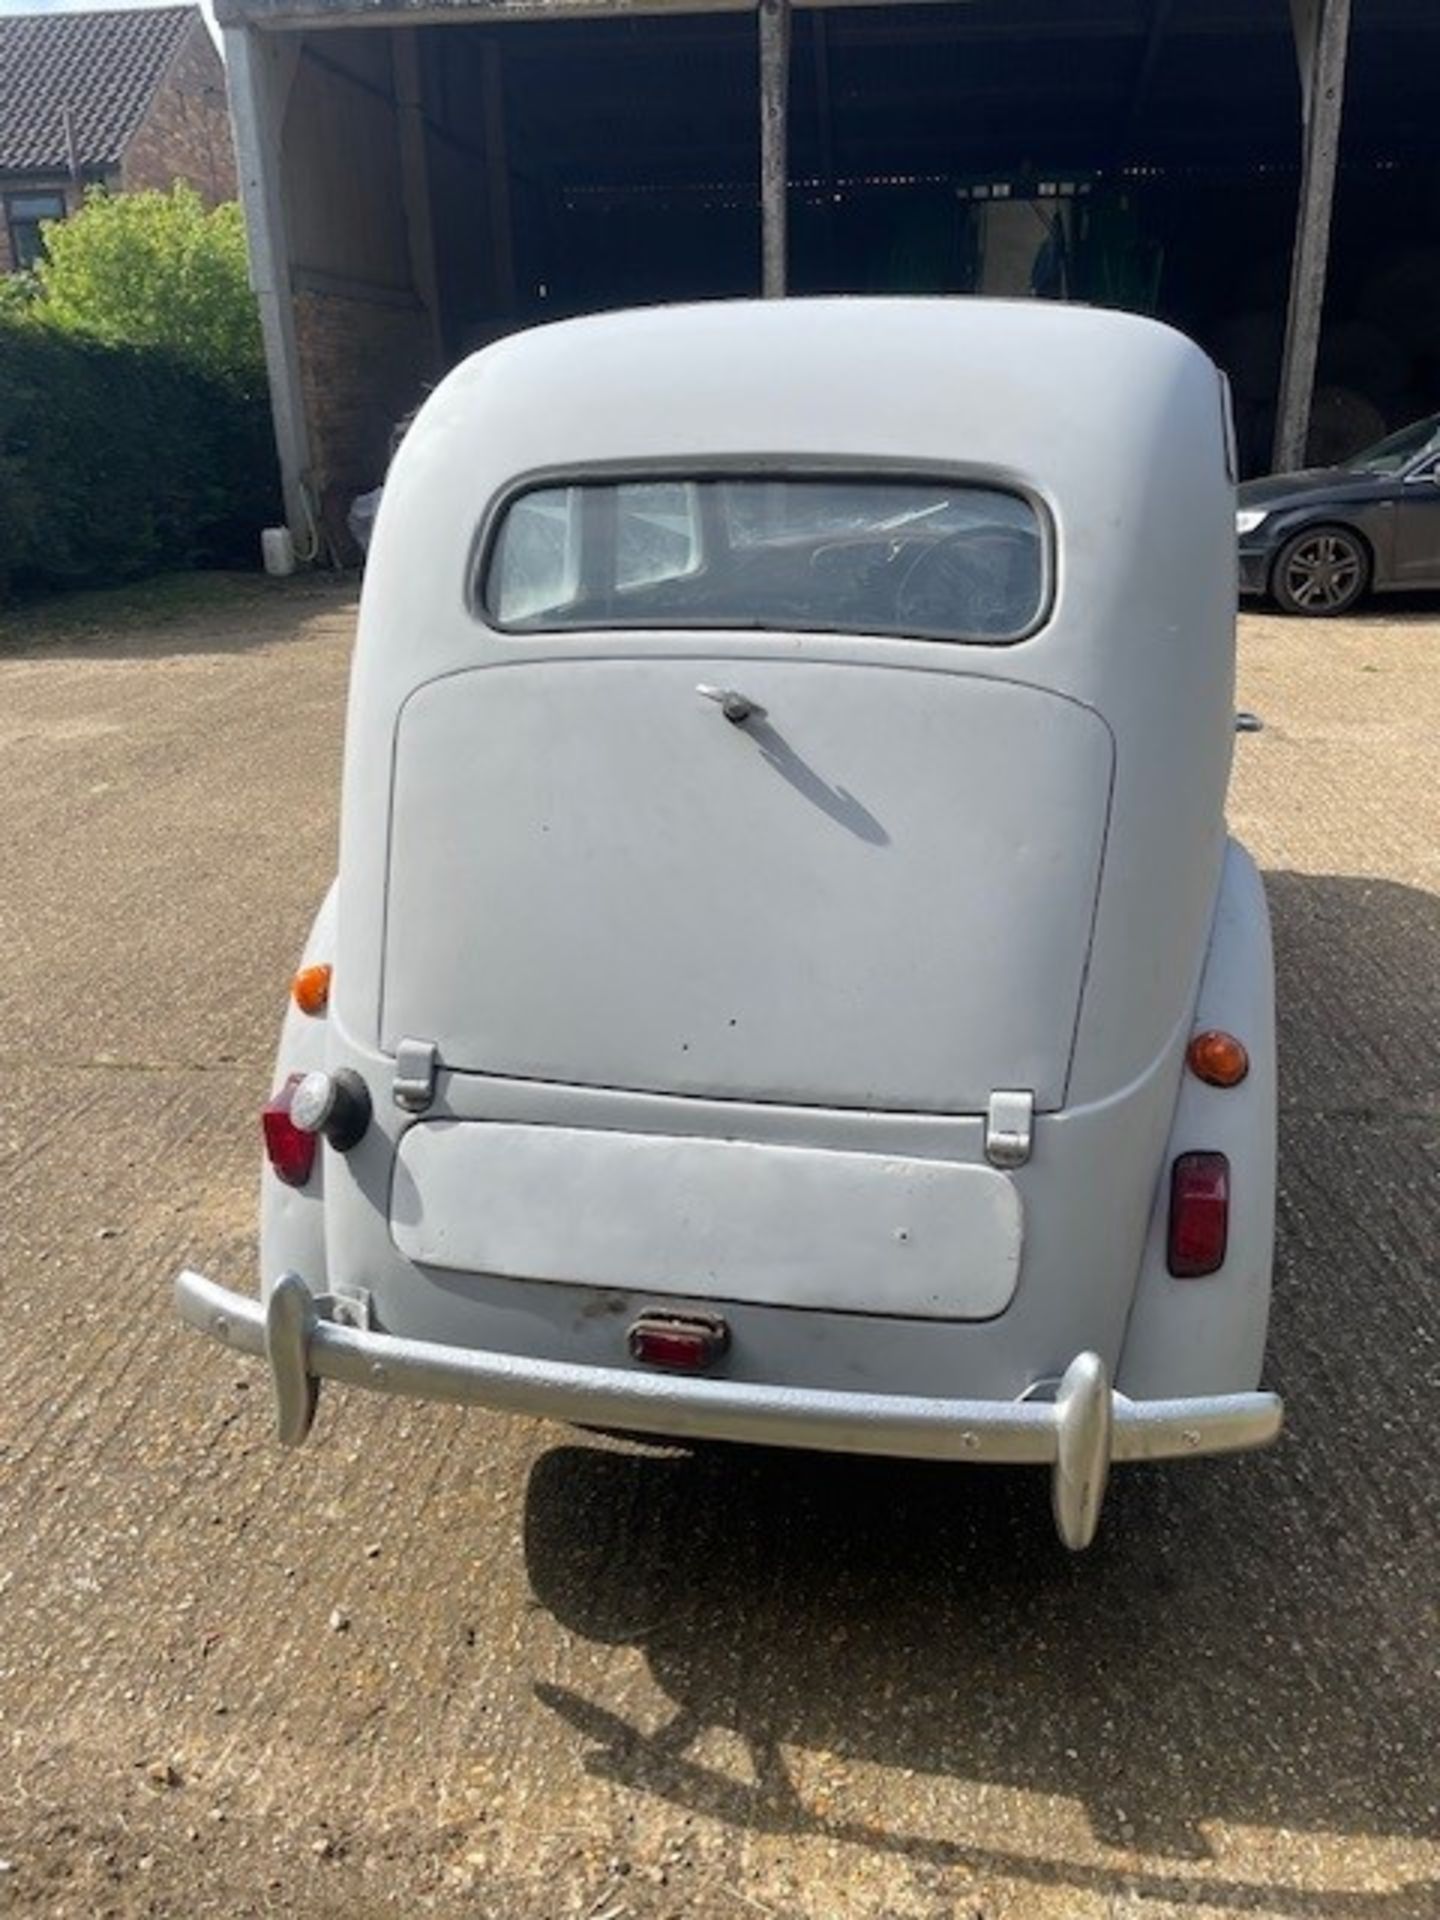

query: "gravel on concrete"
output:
0 576 1436 1919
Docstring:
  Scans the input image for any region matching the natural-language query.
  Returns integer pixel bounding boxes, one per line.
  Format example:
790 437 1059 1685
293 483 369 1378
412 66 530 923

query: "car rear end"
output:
177 299 1282 1547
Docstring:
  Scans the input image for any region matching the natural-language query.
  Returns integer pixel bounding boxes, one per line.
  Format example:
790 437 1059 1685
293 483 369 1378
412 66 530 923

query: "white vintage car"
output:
177 298 1283 1549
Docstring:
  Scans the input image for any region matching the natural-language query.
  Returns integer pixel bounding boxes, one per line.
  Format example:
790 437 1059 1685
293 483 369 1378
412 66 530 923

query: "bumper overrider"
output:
174 1270 1283 1551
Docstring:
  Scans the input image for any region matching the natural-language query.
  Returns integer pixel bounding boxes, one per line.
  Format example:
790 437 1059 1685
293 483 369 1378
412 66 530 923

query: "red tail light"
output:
628 1312 729 1371
263 1074 317 1188
1168 1151 1229 1278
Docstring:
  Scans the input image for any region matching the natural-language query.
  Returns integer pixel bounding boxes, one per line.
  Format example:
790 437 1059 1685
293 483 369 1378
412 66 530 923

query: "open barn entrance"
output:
240 1 1440 547
422 5 1319 342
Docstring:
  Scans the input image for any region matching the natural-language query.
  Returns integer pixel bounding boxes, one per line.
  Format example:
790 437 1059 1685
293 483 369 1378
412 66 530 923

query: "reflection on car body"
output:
486 476 1045 642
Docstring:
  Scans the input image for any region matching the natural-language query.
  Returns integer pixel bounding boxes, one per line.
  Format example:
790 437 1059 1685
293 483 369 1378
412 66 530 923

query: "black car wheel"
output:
1271 525 1370 617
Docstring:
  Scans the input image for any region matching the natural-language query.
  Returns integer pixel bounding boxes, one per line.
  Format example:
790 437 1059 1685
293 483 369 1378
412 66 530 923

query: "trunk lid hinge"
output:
985 1090 1034 1169
393 1038 439 1113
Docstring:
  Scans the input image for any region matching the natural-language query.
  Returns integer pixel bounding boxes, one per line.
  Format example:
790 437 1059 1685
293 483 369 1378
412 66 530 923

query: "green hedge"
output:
0 321 279 601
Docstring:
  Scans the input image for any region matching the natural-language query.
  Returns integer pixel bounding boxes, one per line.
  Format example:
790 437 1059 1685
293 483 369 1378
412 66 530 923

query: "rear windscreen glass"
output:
482 477 1046 643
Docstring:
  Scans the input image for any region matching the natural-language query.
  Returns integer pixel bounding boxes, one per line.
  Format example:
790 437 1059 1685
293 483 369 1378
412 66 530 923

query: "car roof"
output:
422 297 1213 487
359 297 1237 719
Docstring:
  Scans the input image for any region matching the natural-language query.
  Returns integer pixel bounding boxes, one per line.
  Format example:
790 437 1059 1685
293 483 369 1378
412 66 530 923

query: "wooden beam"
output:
1273 0 1351 473
759 0 791 297
300 40 395 106
393 28 445 367
219 0 1291 35
812 8 837 285
813 10 835 192
1126 0 1173 138
482 40 517 316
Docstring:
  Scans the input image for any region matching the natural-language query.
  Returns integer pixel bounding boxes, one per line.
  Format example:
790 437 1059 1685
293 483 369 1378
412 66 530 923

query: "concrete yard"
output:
0 575 1436 1918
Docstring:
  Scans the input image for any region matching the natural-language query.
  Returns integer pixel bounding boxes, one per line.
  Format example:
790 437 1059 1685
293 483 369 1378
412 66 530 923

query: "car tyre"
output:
1271 524 1370 617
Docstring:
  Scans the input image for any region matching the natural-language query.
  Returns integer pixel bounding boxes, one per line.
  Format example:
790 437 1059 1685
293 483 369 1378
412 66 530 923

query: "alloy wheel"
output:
1279 531 1365 614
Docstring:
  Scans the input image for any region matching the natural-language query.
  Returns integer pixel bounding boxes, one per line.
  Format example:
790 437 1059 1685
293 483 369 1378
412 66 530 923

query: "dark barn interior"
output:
228 0 1440 535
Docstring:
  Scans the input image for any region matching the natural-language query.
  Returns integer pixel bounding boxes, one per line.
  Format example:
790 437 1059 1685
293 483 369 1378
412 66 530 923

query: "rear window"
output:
482 477 1046 643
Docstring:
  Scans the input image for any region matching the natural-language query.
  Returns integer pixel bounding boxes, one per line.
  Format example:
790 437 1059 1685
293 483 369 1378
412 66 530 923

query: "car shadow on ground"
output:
522 870 1440 1918
1245 589 1440 623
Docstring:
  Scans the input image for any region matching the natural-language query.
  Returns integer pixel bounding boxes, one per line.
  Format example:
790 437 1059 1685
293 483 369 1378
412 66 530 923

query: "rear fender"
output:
259 881 338 1298
1115 840 1276 1398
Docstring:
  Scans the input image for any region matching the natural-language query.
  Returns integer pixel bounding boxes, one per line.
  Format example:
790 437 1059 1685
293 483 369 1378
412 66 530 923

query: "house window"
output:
6 191 67 271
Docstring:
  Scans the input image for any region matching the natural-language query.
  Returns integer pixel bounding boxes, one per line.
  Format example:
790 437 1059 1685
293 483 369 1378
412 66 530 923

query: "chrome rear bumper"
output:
174 1270 1283 1551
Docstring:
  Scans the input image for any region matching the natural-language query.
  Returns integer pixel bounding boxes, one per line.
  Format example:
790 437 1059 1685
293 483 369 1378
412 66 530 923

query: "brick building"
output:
0 6 235 276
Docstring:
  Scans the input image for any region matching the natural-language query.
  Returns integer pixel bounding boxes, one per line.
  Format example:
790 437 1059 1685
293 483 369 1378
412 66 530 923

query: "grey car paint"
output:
381 661 1114 1113
176 298 1282 1547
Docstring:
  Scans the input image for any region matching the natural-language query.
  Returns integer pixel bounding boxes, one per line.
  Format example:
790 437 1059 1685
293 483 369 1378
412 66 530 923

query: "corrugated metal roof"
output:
0 6 196 174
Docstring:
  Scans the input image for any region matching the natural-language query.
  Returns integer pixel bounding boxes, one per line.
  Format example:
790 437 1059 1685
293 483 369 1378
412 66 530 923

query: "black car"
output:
1237 413 1440 616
